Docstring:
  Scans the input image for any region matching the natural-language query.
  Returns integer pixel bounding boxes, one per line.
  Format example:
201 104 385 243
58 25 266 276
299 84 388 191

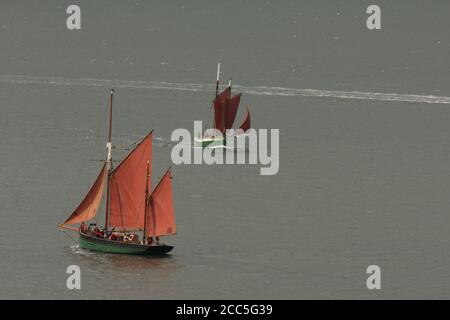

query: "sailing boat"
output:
194 63 251 148
58 89 176 255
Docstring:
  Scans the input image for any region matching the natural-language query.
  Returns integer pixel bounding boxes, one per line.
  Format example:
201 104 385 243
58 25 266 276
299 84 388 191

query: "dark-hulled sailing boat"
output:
195 63 251 147
58 89 176 255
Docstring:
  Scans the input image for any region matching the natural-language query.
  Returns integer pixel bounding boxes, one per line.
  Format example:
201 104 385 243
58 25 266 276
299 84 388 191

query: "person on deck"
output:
88 223 96 235
108 228 116 240
94 226 104 238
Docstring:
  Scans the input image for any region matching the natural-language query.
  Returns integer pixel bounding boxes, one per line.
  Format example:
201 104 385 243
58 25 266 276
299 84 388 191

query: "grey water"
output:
1 0 450 299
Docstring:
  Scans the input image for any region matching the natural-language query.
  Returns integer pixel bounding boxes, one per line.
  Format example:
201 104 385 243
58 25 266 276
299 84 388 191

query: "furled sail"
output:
145 169 176 237
239 108 251 132
64 164 107 224
225 93 241 129
108 132 153 229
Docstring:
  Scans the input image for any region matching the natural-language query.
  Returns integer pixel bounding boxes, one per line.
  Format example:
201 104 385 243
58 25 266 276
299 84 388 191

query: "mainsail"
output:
108 132 153 229
145 169 176 237
213 87 230 133
64 164 107 224
213 86 250 133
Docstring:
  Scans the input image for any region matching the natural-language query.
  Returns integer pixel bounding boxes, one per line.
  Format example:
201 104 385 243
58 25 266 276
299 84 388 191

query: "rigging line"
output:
60 229 78 244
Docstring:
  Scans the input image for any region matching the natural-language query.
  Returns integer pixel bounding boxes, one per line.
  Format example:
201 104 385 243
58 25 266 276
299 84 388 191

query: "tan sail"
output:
108 132 153 229
64 164 107 224
145 169 176 237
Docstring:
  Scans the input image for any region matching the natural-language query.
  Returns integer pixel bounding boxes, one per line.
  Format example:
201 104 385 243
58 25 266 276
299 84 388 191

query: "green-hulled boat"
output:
196 62 251 148
59 89 177 255
194 135 225 148
78 232 173 255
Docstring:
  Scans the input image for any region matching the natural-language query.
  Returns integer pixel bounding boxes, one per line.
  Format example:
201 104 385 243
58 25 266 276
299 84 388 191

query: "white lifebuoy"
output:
124 234 134 242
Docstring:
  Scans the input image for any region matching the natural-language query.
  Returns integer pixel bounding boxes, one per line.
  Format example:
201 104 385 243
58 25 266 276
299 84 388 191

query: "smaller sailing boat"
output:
194 63 251 148
58 89 176 255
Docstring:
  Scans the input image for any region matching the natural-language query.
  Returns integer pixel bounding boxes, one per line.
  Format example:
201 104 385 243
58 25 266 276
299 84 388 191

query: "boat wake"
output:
190 144 247 152
1 74 450 105
208 145 248 152
153 136 172 147
70 244 89 255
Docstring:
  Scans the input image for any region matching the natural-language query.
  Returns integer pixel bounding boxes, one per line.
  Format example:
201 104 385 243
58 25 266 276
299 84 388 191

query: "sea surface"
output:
1 0 450 299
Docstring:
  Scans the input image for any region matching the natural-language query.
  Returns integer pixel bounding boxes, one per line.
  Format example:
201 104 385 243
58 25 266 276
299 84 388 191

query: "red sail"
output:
225 93 241 129
216 87 230 105
146 169 176 237
213 87 230 133
64 164 107 224
213 98 224 133
108 132 153 229
239 108 251 132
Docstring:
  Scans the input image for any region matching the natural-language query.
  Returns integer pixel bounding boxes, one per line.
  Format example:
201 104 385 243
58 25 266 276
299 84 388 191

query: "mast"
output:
143 160 150 242
215 61 221 98
223 77 232 132
104 88 115 230
211 61 221 131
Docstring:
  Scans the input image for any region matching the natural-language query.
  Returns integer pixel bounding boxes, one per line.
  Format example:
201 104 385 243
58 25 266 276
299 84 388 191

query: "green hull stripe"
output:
79 236 148 254
195 137 226 148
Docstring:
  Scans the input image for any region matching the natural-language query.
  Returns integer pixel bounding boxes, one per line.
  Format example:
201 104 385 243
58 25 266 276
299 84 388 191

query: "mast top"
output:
216 62 221 82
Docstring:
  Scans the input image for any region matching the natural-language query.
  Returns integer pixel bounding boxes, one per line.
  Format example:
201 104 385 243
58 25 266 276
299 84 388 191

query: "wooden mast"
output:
215 61 220 98
143 160 150 243
211 61 221 132
104 88 114 230
223 77 232 132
